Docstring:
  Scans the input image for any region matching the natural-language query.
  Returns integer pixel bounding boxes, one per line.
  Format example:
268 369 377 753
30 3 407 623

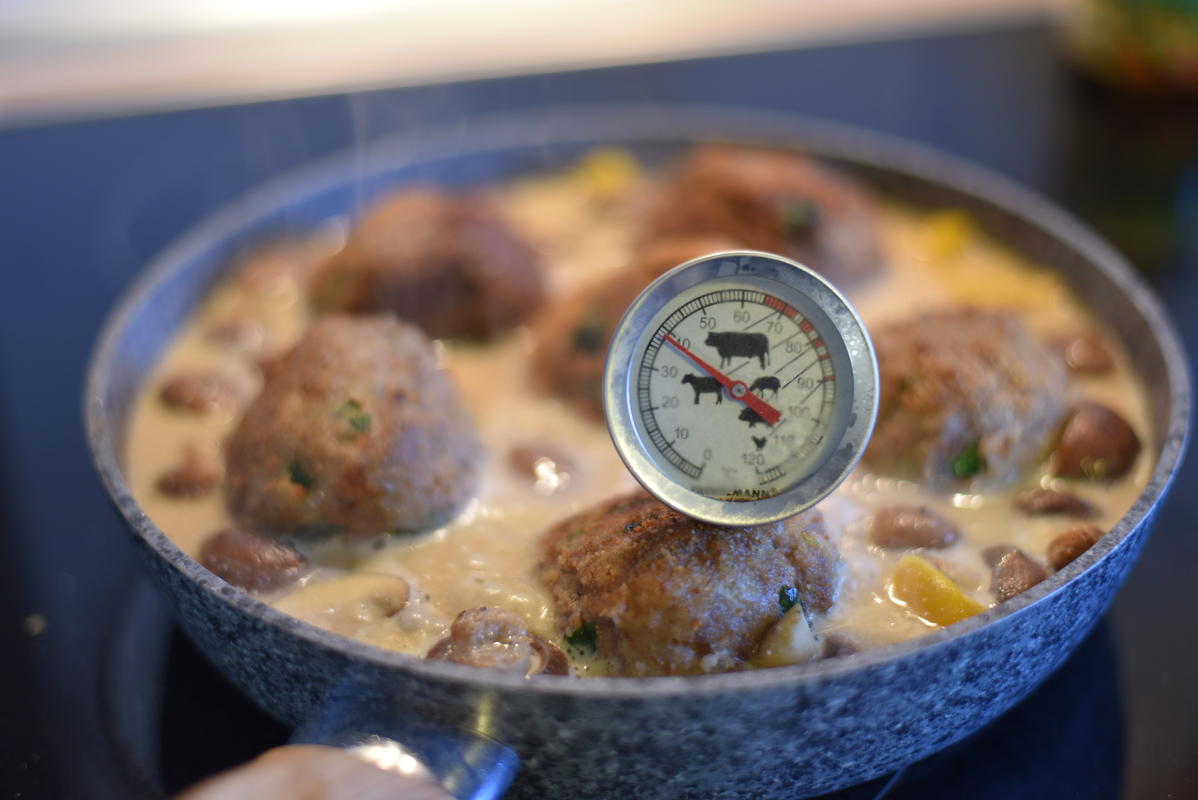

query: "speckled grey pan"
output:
85 106 1190 799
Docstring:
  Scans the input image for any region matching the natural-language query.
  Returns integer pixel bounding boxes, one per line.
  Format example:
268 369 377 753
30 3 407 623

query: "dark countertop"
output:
1 18 1195 800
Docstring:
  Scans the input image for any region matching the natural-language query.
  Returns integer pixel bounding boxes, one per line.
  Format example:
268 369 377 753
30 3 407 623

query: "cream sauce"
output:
125 160 1153 672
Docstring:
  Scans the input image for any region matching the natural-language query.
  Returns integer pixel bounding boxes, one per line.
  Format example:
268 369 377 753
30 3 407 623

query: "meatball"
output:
643 145 883 286
224 315 482 537
864 309 1068 488
531 237 736 420
426 607 568 676
537 490 841 677
309 189 544 340
627 235 744 283
530 273 641 420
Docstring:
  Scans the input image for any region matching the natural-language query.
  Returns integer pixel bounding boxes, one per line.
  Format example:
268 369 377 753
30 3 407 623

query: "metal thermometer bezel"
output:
603 250 879 526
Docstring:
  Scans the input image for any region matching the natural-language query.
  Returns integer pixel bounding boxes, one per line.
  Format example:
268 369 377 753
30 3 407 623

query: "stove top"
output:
1 18 1194 800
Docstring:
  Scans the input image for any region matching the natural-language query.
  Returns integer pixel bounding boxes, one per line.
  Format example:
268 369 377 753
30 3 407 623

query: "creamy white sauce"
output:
125 162 1153 672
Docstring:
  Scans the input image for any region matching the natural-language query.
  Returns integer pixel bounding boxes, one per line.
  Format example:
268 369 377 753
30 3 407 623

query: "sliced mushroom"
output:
1047 524 1105 570
159 372 238 414
198 527 308 592
426 607 568 676
1012 488 1097 518
1050 402 1141 481
869 506 961 549
987 547 1049 603
1052 331 1115 375
204 317 265 353
156 445 223 498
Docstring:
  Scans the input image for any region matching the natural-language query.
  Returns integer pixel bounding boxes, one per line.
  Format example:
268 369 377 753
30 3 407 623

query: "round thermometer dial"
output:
604 251 878 526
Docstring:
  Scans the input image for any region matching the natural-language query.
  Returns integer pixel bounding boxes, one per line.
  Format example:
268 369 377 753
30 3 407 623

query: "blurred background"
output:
1 1 1196 798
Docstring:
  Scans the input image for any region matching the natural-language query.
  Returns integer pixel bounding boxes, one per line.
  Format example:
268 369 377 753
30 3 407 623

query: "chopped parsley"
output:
335 398 372 440
780 199 821 238
571 304 607 354
287 460 316 490
778 585 799 614
951 442 985 479
565 621 598 650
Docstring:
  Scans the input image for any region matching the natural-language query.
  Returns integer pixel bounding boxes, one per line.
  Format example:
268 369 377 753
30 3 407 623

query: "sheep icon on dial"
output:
603 251 879 526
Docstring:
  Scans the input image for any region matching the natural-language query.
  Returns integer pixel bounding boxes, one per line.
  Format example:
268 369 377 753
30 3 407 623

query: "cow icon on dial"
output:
603 251 879 526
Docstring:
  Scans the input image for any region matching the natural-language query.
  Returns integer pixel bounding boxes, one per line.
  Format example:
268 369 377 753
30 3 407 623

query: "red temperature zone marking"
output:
764 295 798 318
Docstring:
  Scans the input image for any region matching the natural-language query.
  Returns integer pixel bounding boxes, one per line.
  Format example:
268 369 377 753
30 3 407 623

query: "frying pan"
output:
85 106 1190 799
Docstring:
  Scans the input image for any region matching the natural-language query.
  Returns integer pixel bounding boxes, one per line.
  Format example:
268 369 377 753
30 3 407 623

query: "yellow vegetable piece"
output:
574 148 639 197
889 553 985 627
920 209 974 262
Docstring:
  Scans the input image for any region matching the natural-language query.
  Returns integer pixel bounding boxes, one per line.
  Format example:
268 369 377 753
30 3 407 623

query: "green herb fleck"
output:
335 399 372 440
288 460 316 490
951 442 985 479
565 621 598 650
571 304 607 354
778 585 798 614
780 199 821 238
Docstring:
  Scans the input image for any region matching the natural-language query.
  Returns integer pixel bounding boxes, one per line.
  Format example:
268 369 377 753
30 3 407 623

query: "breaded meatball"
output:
531 237 736 420
643 145 883 286
864 309 1068 488
224 315 482 537
627 234 743 283
537 491 841 676
310 189 544 340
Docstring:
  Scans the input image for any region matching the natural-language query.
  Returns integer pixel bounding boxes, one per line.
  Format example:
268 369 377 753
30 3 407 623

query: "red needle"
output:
663 333 782 426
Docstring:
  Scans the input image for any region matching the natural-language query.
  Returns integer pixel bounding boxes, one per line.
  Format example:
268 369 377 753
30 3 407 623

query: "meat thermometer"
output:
603 250 879 526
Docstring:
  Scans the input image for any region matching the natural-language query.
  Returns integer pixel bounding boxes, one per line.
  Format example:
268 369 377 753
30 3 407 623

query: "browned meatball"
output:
1049 402 1142 481
198 527 308 592
627 234 744 283
530 273 640 420
531 237 736 420
426 607 568 676
864 309 1068 488
309 189 544 340
642 145 883 286
224 315 482 537
537 490 841 677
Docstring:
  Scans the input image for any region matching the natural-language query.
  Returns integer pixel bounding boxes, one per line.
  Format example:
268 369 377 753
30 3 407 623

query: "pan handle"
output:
176 744 455 799
176 668 519 800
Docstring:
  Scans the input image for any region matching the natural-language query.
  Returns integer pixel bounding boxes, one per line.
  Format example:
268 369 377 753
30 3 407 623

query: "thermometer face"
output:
604 251 878 526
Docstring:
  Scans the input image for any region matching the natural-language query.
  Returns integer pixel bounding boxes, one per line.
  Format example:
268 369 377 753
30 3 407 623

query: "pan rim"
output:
84 102 1191 699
